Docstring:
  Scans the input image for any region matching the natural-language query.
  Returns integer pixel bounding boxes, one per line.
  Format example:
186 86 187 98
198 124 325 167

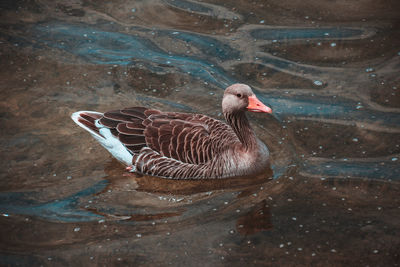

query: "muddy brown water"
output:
0 0 399 266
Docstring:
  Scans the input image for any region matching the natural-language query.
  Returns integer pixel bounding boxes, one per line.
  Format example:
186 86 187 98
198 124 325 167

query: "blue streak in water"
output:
0 180 108 222
251 28 364 40
302 160 400 180
258 94 400 127
258 55 323 75
34 23 235 87
162 30 240 61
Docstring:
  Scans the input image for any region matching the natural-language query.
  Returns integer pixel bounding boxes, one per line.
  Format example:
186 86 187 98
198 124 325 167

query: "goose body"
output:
71 84 272 179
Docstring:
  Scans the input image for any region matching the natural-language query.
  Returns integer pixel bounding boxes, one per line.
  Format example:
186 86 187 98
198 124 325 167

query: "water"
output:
0 0 399 266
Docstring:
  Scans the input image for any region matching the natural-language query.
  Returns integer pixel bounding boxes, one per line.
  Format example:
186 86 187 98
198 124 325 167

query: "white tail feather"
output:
71 111 133 166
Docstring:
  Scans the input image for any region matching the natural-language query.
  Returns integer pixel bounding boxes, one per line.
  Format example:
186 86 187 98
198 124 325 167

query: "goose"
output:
71 83 272 179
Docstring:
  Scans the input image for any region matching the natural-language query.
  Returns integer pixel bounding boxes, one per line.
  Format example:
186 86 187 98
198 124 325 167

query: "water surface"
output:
0 0 399 266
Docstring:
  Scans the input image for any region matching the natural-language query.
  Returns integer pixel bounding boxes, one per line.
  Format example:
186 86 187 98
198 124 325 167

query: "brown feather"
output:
117 123 144 135
126 144 146 153
103 110 134 122
119 134 146 145
78 117 100 135
120 107 147 119
99 117 119 128
126 120 145 130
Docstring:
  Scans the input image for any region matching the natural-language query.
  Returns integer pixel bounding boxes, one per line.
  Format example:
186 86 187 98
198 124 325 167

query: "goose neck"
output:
224 111 257 150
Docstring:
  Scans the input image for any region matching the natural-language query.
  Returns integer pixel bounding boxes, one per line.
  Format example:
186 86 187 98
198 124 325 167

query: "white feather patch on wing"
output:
71 111 133 166
94 119 133 166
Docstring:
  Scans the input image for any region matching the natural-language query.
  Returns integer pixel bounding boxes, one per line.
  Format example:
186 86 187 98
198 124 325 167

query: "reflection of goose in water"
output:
72 84 273 179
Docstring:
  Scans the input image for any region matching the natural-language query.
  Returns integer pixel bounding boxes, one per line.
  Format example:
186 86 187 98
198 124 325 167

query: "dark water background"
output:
0 0 399 266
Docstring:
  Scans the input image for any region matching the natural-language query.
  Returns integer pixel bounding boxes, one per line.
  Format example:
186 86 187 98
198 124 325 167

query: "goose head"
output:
222 84 272 114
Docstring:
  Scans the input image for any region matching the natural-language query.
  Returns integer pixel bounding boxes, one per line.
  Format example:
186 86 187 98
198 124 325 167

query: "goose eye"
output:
236 93 242 98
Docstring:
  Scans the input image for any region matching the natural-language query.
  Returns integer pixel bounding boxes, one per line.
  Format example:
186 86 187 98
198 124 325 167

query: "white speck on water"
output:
313 80 323 86
74 227 80 232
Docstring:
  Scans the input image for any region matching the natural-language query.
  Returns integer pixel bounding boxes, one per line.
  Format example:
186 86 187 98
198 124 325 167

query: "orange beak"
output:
247 95 272 113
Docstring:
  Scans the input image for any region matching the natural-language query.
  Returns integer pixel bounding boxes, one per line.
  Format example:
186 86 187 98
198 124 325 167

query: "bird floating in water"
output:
71 83 272 179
